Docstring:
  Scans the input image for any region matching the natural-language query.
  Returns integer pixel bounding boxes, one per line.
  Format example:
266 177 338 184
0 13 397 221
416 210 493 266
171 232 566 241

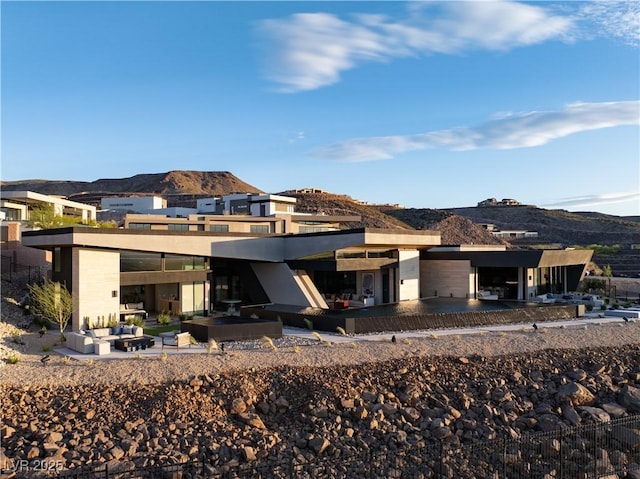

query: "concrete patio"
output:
52 312 634 361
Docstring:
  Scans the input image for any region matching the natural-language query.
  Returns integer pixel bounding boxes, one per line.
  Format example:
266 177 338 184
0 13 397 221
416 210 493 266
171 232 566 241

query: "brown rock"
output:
230 398 247 415
26 446 40 459
109 446 125 460
243 446 256 462
557 382 595 406
308 437 330 454
619 385 640 413
238 413 266 430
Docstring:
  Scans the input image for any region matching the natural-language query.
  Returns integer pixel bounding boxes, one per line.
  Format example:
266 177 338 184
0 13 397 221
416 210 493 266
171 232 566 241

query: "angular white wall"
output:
398 250 420 301
251 263 315 307
73 248 120 331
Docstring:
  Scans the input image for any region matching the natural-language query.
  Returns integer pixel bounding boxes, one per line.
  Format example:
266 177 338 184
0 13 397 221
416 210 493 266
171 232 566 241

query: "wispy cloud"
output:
577 1 640 46
288 131 305 144
542 192 640 210
258 1 573 93
312 101 640 162
258 1 638 93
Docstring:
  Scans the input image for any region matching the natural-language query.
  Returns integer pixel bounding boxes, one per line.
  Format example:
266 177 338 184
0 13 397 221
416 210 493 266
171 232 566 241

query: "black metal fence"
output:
0 255 47 285
43 415 639 479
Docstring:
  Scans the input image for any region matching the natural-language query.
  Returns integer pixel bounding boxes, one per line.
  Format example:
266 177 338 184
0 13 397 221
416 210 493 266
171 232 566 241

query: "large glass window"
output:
120 251 162 272
168 224 189 231
129 223 151 230
299 226 332 233
210 224 229 232
250 225 269 233
164 254 206 271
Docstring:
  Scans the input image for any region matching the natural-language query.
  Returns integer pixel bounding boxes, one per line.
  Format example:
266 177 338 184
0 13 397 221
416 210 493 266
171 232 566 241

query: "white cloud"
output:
258 1 574 92
542 192 640 210
578 1 640 46
312 101 640 162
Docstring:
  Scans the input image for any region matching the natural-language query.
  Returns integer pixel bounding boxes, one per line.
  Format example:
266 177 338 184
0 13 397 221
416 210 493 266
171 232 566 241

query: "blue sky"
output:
2 1 639 216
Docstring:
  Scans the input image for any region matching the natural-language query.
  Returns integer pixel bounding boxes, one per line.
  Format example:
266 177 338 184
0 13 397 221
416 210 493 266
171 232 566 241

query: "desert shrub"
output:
157 312 171 325
126 316 145 327
7 354 20 364
582 278 606 291
107 314 118 328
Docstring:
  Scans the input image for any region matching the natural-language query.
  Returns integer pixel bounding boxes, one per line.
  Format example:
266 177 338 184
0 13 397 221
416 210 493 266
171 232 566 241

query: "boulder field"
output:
2 344 640 478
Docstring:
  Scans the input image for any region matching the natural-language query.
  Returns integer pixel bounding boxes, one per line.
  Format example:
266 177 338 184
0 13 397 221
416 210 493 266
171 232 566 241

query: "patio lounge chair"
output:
161 331 191 350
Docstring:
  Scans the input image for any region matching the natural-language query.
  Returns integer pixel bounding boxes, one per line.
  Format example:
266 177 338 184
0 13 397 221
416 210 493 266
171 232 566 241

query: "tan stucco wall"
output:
398 250 420 301
421 259 475 298
72 248 120 331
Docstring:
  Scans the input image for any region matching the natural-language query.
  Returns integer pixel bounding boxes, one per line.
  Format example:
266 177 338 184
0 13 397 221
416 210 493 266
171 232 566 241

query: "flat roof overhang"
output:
287 257 398 272
422 249 593 268
22 227 441 263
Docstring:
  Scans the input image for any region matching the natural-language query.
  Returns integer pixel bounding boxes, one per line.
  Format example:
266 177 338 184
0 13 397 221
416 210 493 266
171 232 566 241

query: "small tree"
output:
26 204 64 229
602 264 613 297
28 280 73 341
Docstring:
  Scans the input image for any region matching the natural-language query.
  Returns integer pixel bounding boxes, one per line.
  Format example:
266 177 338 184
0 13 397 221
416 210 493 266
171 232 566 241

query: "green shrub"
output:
126 316 145 327
42 344 52 352
600 304 607 311
7 354 19 364
157 312 171 325
585 304 593 312
107 314 118 328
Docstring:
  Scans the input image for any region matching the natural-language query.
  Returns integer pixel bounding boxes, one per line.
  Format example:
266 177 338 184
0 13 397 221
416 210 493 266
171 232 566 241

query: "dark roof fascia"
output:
422 249 592 268
423 250 544 267
22 226 274 239
290 215 362 222
287 257 397 272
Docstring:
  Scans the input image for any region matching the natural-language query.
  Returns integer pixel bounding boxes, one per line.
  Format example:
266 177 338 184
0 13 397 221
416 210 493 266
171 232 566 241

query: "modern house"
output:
101 196 166 213
21 227 592 332
0 190 96 223
16 191 593 332
1 191 96 276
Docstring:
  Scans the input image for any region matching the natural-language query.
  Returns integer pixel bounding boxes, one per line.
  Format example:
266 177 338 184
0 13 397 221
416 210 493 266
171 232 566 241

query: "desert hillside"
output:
0 171 263 200
446 206 639 246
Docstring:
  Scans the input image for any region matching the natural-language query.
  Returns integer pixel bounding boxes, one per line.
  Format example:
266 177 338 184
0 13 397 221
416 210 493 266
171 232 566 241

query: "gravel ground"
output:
3 279 640 387
3 317 640 387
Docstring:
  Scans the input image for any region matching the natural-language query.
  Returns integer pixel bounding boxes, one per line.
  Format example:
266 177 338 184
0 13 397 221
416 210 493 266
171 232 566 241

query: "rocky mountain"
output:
445 205 639 246
0 171 263 199
284 192 502 245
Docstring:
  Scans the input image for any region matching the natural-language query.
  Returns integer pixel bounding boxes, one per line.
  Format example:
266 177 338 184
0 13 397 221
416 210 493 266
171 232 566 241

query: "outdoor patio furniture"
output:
162 331 191 350
93 340 110 356
119 302 149 321
66 332 95 354
114 336 155 352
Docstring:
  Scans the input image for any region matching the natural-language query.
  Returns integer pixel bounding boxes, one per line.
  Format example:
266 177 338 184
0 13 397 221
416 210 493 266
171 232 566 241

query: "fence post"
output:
559 435 563 479
502 439 507 478
592 424 598 479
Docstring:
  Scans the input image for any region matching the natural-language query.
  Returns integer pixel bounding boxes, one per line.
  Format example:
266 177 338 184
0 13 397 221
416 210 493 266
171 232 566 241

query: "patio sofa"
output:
119 302 149 321
66 325 144 354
